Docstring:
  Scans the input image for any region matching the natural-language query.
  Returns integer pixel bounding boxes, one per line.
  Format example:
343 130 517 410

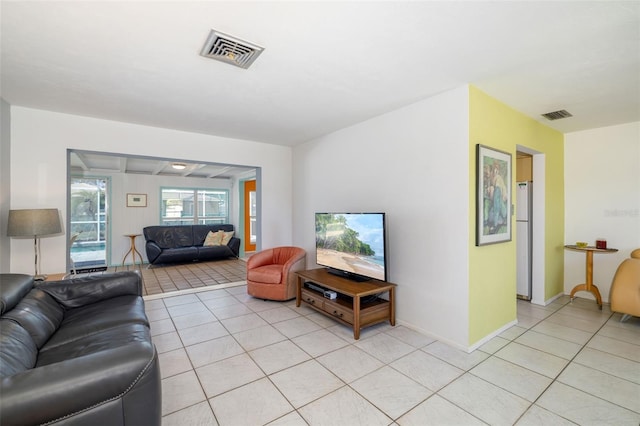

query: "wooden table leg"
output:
353 296 361 340
122 234 143 266
122 246 133 266
132 244 143 266
570 250 602 309
389 286 396 326
296 276 302 307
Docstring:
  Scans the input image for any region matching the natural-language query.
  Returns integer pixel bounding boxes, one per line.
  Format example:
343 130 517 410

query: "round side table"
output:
564 244 618 309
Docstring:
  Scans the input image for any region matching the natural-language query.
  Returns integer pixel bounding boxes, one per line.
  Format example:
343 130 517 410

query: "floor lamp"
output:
7 208 62 281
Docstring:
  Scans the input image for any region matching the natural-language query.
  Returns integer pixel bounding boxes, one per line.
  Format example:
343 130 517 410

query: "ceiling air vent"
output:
200 30 264 69
541 110 573 121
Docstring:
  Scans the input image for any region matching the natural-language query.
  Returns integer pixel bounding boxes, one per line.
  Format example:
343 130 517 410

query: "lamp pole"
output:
34 235 43 280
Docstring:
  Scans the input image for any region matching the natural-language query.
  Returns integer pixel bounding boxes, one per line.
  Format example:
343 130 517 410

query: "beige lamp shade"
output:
7 209 62 237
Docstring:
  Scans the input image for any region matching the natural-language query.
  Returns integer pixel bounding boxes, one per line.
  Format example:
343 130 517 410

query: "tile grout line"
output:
511 302 618 424
155 290 639 424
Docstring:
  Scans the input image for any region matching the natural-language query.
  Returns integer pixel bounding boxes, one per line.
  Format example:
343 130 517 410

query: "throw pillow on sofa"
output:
221 231 235 245
204 230 224 246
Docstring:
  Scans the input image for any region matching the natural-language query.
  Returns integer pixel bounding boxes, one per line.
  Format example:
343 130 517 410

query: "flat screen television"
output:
315 212 388 282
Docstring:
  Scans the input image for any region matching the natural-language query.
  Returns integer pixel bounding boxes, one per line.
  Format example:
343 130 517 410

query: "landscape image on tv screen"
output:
315 213 386 281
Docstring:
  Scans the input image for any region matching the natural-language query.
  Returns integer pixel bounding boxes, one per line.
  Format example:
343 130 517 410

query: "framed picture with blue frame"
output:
476 144 512 246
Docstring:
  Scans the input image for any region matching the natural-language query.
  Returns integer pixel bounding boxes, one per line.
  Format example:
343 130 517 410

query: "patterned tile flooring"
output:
145 285 640 426
106 258 247 296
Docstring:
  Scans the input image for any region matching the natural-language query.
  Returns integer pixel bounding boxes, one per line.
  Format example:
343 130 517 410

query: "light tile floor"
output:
146 286 640 426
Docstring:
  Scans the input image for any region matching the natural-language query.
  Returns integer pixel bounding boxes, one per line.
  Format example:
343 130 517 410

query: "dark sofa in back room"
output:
143 224 241 265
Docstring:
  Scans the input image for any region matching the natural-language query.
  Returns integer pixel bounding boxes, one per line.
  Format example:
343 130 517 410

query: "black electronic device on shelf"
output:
303 282 337 300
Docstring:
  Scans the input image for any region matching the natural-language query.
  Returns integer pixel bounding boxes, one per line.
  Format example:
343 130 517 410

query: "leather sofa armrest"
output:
0 342 157 426
228 237 241 257
145 241 162 264
38 272 142 309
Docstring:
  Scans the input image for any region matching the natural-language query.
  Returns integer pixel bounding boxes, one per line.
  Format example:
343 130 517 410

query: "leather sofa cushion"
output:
155 246 199 264
41 296 148 351
0 274 34 314
197 245 235 259
247 265 283 284
37 323 150 367
0 320 38 377
2 289 64 348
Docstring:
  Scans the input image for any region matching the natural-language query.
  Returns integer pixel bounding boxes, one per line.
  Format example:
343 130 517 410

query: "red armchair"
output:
246 246 306 301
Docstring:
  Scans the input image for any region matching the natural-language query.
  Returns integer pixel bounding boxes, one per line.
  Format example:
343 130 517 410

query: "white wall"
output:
564 121 640 302
293 86 470 347
0 99 10 273
9 107 293 275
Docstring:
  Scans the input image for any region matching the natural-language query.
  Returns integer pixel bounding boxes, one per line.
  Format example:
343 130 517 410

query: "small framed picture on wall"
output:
127 193 147 207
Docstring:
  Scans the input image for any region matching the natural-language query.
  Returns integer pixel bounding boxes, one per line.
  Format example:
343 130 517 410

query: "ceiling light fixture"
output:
171 163 187 170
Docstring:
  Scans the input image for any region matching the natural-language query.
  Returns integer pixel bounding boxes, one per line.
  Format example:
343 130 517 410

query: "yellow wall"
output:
468 86 564 345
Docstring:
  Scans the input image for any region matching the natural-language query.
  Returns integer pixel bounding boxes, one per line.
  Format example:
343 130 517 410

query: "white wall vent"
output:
200 30 264 69
541 110 573 120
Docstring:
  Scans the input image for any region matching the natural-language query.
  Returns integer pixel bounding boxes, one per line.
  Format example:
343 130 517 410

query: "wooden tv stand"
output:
295 268 396 340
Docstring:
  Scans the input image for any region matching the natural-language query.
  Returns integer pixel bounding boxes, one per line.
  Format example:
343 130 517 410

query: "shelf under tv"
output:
295 268 396 340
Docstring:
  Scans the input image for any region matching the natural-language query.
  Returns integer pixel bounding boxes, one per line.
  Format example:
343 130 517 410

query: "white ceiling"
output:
69 151 256 179
2 1 639 147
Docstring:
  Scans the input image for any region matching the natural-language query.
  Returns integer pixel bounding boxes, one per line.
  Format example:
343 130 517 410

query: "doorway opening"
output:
67 149 260 267
516 152 533 301
69 177 109 271
516 146 546 306
244 179 257 253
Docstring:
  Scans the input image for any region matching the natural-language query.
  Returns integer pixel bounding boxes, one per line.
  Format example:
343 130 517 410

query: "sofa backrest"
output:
143 226 194 249
272 246 307 265
3 289 65 349
0 274 34 314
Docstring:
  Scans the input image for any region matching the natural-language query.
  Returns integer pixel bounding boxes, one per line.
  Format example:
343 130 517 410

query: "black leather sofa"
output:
0 272 161 426
143 224 240 265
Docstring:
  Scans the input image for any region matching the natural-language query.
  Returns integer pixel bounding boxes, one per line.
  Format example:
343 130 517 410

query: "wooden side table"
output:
564 245 618 309
122 234 143 266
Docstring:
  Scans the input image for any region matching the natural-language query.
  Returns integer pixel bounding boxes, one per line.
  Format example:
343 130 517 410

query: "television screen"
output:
315 212 387 281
